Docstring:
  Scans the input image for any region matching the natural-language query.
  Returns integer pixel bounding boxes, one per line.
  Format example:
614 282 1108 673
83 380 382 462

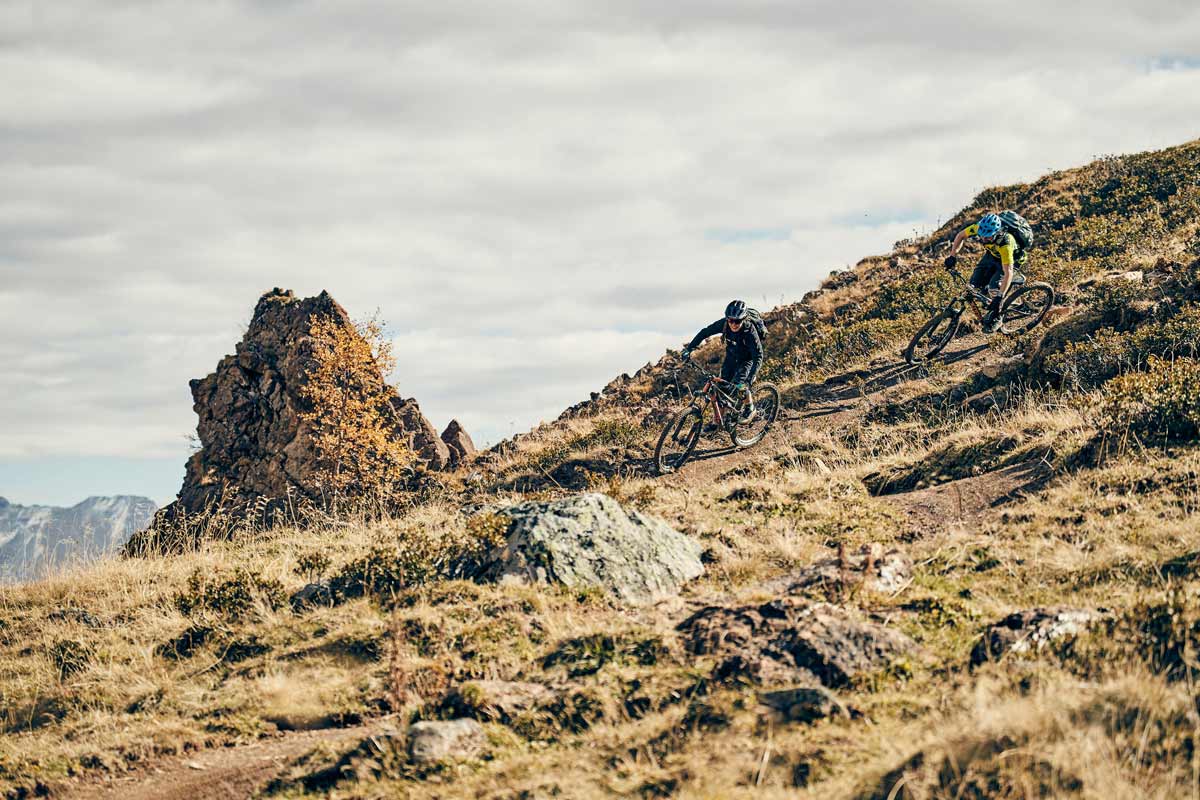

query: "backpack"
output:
746 308 767 344
998 210 1034 251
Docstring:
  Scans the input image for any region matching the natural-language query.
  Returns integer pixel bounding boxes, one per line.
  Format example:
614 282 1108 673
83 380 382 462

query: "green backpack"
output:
999 210 1034 251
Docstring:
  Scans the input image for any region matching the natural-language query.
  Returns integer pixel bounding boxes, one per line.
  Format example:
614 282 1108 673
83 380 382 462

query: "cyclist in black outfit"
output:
681 300 762 419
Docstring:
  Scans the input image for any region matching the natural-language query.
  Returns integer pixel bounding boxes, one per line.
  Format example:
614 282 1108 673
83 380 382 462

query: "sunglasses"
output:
726 317 744 325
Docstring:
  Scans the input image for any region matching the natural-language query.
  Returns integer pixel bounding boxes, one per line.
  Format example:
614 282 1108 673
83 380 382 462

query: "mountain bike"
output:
653 355 780 475
904 267 1056 364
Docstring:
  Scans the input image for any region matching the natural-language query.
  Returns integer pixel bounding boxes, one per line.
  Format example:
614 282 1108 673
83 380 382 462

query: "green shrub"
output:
1099 356 1200 442
1082 276 1153 319
1047 306 1200 390
867 271 955 321
1045 329 1136 390
330 541 442 602
174 568 287 620
807 316 915 373
1129 586 1200 681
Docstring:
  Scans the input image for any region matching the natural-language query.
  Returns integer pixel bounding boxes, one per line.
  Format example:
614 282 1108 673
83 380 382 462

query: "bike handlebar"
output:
678 352 735 387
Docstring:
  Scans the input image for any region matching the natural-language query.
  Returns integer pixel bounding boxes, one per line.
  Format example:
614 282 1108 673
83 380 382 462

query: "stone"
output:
758 686 848 723
407 718 486 764
962 387 1010 413
289 582 333 611
440 680 553 723
970 606 1108 667
441 419 478 467
788 545 913 596
131 289 451 547
679 599 917 688
473 493 704 605
980 355 1026 381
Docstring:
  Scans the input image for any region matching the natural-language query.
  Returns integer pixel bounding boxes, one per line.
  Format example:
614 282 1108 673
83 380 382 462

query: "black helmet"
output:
725 300 748 321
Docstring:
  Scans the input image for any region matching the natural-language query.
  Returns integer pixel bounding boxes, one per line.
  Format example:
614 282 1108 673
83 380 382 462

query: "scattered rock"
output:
408 718 486 764
679 599 918 688
441 419 478 467
473 493 704 605
289 582 333 611
979 355 1026 381
758 686 848 723
962 387 1010 413
441 680 554 723
971 606 1108 667
47 607 104 628
788 545 913 596
1119 270 1145 283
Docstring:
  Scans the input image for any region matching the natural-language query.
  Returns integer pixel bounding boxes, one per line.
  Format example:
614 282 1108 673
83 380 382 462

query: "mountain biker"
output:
944 212 1029 333
680 300 763 421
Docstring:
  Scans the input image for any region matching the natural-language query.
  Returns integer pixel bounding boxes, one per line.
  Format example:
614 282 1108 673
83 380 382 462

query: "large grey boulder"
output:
408 719 486 764
476 493 703 605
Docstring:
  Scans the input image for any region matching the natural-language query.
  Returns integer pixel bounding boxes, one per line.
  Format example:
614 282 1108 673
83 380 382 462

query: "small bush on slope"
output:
1098 356 1200 444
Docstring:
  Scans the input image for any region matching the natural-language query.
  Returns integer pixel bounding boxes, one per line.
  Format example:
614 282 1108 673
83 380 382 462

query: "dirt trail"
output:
57 724 377 800
658 334 1034 533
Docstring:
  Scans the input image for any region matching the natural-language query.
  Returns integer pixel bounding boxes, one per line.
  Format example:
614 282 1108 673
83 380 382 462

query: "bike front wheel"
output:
1000 282 1055 335
654 405 704 475
731 383 781 448
904 306 962 364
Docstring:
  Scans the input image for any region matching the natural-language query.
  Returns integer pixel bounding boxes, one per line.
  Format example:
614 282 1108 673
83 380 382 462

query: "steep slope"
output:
4 139 1200 800
0 495 156 581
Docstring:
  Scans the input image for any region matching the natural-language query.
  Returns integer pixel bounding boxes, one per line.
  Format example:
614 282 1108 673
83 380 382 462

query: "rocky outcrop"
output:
971 606 1108 667
678 599 918 687
440 419 477 467
471 493 704 605
142 289 451 535
0 496 156 581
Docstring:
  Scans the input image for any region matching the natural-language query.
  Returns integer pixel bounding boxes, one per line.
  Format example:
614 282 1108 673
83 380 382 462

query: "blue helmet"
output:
977 213 1003 239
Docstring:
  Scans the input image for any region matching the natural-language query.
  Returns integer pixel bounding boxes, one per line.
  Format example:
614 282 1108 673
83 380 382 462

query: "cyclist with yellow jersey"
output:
943 213 1028 332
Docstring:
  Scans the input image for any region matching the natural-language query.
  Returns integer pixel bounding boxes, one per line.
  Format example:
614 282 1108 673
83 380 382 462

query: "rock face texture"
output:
473 493 704 605
148 289 460 529
0 496 156 581
407 719 486 764
678 599 918 687
441 420 477 467
971 606 1108 667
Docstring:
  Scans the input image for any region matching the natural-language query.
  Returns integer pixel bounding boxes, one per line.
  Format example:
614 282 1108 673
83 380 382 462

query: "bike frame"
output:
683 358 740 429
944 267 1009 320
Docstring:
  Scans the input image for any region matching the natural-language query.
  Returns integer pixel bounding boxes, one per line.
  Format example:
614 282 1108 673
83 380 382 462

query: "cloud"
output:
2 0 1200 504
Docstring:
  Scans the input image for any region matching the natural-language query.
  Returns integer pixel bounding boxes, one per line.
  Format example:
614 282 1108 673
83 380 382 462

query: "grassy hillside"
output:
5 139 1200 800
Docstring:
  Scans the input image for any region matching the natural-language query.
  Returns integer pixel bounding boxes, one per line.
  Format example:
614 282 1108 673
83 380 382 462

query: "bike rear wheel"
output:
999 282 1055 335
654 405 704 475
731 383 780 448
904 306 961 364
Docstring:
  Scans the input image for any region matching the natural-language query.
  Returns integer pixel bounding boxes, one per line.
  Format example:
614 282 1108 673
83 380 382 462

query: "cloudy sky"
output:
2 0 1199 507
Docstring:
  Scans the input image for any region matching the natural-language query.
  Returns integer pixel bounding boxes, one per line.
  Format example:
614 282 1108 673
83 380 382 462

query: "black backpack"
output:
999 210 1034 251
746 308 767 344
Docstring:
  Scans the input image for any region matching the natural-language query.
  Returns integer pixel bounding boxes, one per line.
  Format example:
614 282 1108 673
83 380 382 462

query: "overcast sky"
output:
2 0 1199 507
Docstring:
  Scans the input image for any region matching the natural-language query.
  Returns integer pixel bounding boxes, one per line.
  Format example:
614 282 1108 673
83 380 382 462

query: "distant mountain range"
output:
0 495 156 582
